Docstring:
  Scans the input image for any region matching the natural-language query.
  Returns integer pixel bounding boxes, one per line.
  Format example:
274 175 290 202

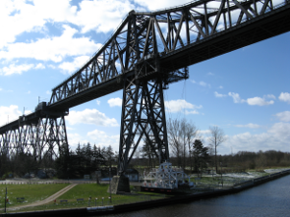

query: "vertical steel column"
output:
118 78 141 174
0 131 9 172
143 79 169 164
0 132 8 157
117 77 169 175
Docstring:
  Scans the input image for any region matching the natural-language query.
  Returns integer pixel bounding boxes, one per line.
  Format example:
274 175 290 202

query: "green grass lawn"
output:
0 183 68 211
58 184 167 205
4 184 169 213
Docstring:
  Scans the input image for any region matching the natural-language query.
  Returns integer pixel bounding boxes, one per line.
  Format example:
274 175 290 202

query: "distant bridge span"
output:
1 0 290 174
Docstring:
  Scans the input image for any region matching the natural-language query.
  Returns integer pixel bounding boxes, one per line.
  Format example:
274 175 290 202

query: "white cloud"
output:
223 122 290 154
214 91 227 98
48 64 56 69
275 111 290 122
0 0 77 49
72 0 136 34
199 81 211 88
0 0 138 53
219 86 223 89
246 97 274 106
0 25 101 62
279 92 290 104
228 92 274 106
35 63 45 69
207 72 214 76
197 130 211 135
67 130 119 151
268 122 290 141
134 0 190 11
0 63 34 75
165 99 202 114
0 105 31 126
59 55 90 74
108 97 122 107
0 105 21 126
185 110 199 115
265 94 276 100
228 92 246 103
191 80 211 88
46 90 51 95
66 108 118 127
235 123 261 128
87 129 119 151
67 132 89 150
0 62 46 76
96 100 101 105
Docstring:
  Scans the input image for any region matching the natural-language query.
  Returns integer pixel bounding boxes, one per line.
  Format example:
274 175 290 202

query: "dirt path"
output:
8 184 77 211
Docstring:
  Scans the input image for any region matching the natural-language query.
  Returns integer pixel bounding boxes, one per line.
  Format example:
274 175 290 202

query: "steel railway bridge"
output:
1 0 290 175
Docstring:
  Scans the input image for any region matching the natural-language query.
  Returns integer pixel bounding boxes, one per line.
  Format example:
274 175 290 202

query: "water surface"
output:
98 175 290 217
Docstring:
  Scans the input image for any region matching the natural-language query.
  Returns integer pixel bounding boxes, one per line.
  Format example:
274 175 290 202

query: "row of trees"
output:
218 150 290 172
55 143 116 178
0 118 224 177
166 118 225 172
0 143 116 179
135 136 210 173
1 117 289 178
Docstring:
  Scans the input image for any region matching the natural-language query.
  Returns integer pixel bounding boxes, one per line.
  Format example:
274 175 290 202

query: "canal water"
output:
99 175 290 217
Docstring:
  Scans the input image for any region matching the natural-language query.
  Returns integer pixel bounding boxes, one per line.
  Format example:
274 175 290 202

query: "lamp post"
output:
220 162 223 187
109 167 112 203
4 187 7 213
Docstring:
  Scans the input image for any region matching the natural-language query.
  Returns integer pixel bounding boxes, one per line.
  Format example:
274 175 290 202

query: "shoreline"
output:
3 169 290 217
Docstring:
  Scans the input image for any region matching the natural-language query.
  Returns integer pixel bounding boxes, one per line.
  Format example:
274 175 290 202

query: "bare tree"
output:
167 118 197 169
141 138 156 168
209 126 226 173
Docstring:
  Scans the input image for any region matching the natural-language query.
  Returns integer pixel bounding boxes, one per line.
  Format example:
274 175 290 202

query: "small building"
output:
125 168 139 182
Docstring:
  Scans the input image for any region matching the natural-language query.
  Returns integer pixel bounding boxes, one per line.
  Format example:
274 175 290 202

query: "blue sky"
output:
0 0 289 155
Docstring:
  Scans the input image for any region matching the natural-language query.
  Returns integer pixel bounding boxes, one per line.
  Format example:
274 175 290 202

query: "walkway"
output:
7 184 77 211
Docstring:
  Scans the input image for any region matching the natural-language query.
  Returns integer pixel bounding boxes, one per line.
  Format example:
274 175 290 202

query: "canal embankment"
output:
2 169 290 217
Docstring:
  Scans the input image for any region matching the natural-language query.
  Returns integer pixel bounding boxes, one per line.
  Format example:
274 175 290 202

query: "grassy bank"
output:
0 184 68 211
2 184 169 213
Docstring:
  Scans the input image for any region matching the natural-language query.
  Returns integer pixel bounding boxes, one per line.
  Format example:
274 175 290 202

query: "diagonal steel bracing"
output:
36 115 68 162
0 114 68 163
118 77 170 175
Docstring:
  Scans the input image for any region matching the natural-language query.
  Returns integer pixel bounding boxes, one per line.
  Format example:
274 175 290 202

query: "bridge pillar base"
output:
110 175 130 194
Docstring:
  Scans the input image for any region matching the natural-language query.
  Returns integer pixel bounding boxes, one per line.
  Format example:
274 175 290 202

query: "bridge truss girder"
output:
0 115 68 163
48 0 290 110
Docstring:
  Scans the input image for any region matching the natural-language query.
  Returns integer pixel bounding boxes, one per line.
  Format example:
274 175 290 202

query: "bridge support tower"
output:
0 103 69 171
112 75 170 193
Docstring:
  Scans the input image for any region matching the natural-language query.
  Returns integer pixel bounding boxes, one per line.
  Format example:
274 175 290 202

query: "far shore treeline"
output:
0 140 289 180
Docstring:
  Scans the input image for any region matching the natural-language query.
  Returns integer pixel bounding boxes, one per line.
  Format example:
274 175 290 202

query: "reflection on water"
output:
98 175 290 217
